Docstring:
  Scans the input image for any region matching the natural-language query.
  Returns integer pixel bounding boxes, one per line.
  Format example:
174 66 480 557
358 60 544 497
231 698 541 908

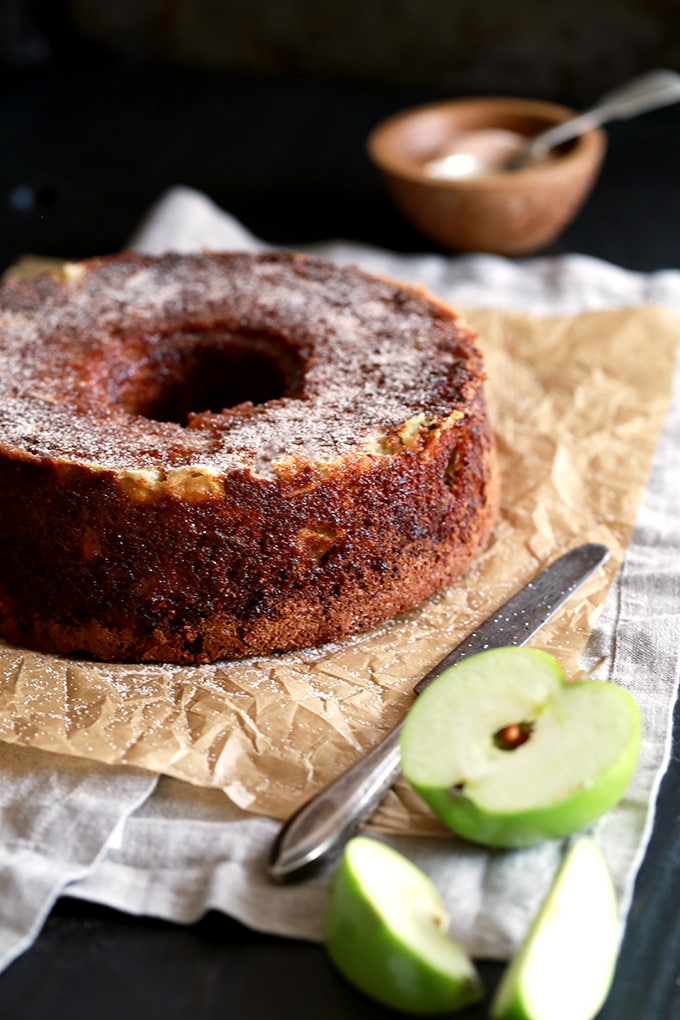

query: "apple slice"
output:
324 836 483 1013
400 647 641 847
491 837 620 1020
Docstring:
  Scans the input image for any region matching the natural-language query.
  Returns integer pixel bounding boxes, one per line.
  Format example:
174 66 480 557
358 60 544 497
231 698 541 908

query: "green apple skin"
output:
491 837 620 1020
324 837 483 1014
400 647 641 848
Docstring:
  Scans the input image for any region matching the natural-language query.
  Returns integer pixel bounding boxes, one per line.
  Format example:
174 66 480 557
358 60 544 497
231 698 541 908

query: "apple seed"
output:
493 720 534 751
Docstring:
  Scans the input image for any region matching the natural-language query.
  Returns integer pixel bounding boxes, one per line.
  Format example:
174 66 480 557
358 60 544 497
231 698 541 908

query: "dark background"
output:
3 0 680 271
1 1 680 1017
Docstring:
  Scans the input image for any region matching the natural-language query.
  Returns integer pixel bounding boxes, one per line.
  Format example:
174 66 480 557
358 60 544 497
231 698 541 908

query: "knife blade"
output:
268 542 609 881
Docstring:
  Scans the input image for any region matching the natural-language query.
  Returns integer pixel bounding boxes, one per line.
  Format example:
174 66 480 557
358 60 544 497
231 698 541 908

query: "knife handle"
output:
267 542 609 882
268 723 403 882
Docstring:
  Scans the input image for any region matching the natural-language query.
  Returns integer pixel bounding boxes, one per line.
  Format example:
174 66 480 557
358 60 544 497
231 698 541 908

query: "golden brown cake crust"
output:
0 251 499 664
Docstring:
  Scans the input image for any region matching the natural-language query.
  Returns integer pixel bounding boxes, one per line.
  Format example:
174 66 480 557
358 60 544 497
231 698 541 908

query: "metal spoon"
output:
425 69 680 179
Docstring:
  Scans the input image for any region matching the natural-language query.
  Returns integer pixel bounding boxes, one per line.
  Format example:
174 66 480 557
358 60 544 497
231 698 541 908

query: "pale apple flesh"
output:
324 837 483 1014
490 837 620 1020
400 647 641 847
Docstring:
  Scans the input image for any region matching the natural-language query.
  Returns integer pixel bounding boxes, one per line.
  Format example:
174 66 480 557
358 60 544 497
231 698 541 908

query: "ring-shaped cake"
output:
0 251 499 664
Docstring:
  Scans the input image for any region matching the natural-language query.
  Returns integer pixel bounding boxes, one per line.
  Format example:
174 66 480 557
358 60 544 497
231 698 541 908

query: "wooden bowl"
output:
367 97 607 255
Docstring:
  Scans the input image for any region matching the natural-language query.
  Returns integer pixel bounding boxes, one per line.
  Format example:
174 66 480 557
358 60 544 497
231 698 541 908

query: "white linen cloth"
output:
0 186 678 971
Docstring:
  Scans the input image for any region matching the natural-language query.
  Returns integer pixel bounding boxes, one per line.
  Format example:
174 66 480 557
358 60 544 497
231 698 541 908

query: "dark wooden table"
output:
1 40 679 1020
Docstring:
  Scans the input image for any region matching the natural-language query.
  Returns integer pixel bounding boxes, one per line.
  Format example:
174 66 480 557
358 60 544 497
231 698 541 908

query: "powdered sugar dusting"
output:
0 251 481 477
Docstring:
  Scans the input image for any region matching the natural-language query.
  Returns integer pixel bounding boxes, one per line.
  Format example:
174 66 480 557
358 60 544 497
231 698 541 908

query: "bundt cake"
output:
0 251 499 664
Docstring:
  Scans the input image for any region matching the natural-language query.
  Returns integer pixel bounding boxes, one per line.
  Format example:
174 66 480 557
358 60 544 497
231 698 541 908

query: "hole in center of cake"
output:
113 328 304 425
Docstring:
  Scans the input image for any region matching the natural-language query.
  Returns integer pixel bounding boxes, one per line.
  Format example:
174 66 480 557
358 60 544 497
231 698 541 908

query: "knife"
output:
268 542 609 881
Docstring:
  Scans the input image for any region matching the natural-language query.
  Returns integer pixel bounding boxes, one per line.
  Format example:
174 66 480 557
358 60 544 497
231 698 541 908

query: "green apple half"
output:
491 837 620 1020
324 836 483 1013
400 647 641 847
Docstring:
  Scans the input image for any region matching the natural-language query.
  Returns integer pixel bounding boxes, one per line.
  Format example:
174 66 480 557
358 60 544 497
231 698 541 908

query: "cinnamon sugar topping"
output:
0 251 482 480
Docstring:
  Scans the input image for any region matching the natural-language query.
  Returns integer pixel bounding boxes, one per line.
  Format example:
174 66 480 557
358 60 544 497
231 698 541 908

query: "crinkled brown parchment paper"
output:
0 264 678 834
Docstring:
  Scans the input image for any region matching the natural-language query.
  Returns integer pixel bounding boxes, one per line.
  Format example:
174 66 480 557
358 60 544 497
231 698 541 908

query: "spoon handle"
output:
528 69 680 162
